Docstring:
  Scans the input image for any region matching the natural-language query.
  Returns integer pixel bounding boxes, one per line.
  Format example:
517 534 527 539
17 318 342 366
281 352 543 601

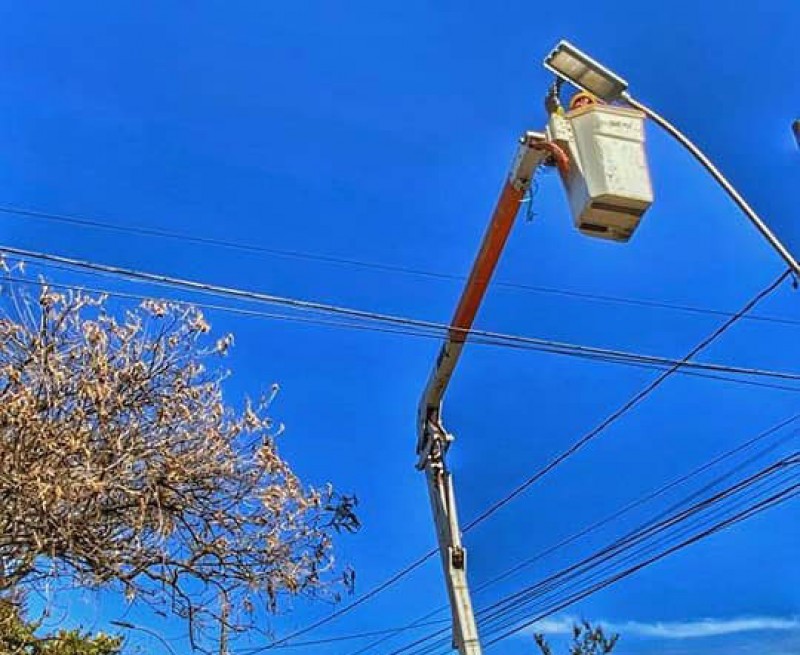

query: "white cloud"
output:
525 615 800 640
619 617 800 639
526 617 576 635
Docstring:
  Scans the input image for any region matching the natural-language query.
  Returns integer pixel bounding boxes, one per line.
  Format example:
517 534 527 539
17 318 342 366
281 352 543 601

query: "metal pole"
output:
623 92 800 277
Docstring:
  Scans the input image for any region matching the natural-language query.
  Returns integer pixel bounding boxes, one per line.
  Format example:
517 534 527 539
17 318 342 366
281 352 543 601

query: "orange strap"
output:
533 141 571 177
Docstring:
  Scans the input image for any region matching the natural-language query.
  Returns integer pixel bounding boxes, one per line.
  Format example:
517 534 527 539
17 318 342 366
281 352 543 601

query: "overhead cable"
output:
395 453 799 655
1 203 797 327
231 269 792 650
459 271 792 535
1 252 797 388
342 413 800 655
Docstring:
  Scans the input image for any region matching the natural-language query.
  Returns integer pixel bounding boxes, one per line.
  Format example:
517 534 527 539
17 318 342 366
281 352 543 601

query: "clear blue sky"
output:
0 2 798 654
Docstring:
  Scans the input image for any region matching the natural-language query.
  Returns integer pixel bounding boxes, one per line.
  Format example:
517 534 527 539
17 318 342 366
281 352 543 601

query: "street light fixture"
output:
544 40 628 101
543 39 800 277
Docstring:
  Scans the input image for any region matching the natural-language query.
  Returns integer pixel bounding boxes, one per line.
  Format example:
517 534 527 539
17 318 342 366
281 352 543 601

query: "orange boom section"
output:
449 180 524 343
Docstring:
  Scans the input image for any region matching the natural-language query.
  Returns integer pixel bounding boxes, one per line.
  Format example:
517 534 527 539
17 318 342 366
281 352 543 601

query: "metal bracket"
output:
509 131 549 192
451 545 466 570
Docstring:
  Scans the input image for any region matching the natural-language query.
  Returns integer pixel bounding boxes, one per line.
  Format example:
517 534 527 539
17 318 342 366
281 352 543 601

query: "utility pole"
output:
416 132 549 655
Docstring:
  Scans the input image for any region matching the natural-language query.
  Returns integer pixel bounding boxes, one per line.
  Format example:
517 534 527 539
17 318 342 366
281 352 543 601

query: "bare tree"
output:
534 620 619 655
0 262 359 651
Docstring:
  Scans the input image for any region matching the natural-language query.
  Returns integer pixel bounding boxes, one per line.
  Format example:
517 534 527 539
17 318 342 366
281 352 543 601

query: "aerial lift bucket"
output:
549 102 654 242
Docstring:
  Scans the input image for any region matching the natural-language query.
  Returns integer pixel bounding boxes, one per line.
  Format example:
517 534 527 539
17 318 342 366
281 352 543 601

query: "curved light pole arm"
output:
622 92 800 277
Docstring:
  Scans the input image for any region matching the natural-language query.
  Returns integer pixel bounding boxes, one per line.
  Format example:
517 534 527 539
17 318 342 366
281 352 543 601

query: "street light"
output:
544 40 628 101
543 39 800 277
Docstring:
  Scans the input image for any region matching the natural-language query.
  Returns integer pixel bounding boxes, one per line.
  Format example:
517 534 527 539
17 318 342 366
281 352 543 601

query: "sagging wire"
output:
523 164 557 223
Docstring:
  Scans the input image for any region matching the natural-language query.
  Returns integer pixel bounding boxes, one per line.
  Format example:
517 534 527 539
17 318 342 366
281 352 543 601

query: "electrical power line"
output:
341 413 800 655
4 272 800 395
383 272 791 653
402 477 799 655
480 481 799 651
459 271 792 532
2 268 797 651
400 472 792 655
247 551 438 653
222 269 791 650
473 415 799 601
473 460 800 640
3 252 798 387
235 619 448 652
394 453 799 655
345 607 449 655
475 462 797 633
1 203 798 327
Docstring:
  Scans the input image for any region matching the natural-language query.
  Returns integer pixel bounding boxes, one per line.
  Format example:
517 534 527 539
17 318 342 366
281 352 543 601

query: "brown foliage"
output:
0 265 358 651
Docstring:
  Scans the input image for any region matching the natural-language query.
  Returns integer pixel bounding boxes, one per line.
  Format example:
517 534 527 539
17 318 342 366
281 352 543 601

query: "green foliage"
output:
0 600 122 655
534 620 619 655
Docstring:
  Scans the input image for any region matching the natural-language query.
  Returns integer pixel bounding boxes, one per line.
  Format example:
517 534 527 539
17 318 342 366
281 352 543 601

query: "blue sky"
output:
0 2 798 654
